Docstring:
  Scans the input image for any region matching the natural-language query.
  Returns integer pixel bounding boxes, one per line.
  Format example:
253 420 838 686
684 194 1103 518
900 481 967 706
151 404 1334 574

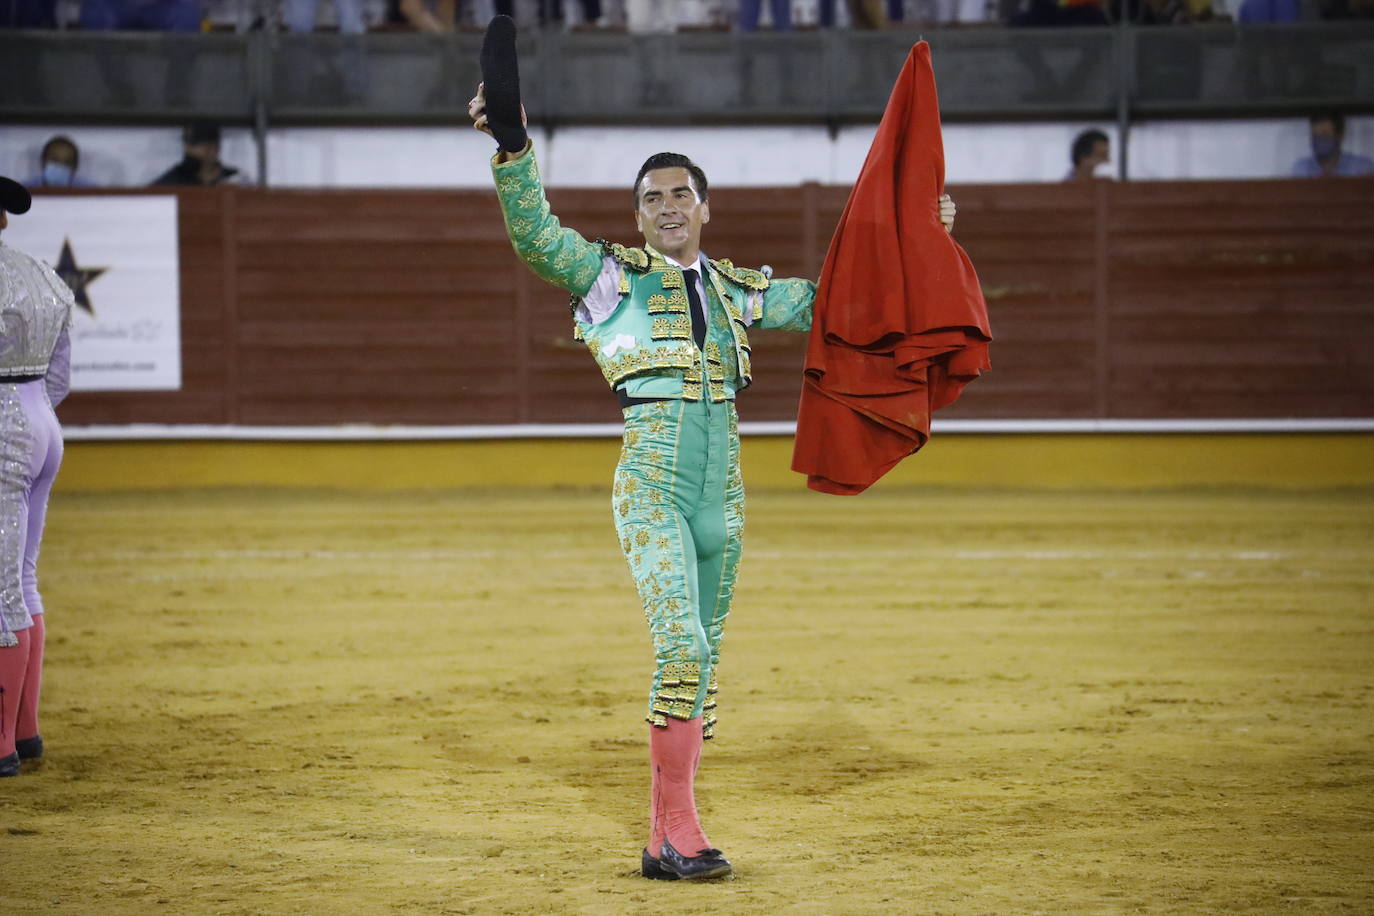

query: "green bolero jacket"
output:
491 144 815 402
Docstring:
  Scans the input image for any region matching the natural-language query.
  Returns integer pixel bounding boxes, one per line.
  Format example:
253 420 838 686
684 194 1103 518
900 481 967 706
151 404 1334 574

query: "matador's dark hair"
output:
1071 129 1109 167
633 153 709 208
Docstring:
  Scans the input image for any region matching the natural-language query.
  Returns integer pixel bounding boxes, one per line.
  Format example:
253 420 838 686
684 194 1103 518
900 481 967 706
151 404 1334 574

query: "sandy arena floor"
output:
2 484 1372 915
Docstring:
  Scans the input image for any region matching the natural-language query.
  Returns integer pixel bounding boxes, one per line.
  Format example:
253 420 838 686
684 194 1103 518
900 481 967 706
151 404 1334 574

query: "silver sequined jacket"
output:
0 240 74 404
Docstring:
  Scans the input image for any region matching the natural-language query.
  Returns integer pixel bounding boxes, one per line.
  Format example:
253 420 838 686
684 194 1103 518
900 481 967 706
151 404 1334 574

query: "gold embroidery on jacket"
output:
598 344 698 387
651 315 693 340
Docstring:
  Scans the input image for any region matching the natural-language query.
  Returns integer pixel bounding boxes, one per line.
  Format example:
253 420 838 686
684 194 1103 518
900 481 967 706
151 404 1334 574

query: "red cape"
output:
791 42 991 496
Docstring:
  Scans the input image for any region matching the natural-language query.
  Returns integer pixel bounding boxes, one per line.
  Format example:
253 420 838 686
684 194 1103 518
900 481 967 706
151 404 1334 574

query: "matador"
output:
469 16 955 881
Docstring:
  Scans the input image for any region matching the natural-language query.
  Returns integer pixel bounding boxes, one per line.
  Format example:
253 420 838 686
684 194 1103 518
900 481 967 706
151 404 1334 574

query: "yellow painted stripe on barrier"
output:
58 434 1374 491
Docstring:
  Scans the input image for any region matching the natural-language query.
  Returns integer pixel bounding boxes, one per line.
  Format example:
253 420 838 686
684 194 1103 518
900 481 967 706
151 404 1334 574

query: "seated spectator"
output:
1066 128 1111 181
23 137 96 189
79 0 199 31
150 122 241 187
1291 113 1374 177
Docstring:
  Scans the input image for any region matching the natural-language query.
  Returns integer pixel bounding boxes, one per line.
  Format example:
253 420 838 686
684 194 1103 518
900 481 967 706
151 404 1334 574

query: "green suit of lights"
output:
493 146 814 738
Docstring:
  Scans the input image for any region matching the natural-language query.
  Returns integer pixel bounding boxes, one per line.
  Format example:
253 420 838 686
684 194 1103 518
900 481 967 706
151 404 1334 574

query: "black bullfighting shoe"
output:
641 848 680 881
659 840 733 880
16 735 43 759
0 752 19 777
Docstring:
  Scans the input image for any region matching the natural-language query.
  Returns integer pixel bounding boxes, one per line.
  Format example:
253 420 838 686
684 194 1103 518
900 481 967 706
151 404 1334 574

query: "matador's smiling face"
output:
634 167 710 264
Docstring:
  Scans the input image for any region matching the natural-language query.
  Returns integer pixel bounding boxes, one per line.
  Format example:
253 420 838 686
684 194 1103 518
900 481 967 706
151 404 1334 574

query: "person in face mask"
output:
22 136 94 189
1291 113 1374 178
1066 128 1112 182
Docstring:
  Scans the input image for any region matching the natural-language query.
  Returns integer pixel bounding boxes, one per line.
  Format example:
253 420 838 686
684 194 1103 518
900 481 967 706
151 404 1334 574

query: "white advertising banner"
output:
4 195 181 391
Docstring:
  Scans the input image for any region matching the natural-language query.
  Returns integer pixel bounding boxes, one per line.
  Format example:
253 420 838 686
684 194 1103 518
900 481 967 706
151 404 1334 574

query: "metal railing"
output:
5 23 1372 176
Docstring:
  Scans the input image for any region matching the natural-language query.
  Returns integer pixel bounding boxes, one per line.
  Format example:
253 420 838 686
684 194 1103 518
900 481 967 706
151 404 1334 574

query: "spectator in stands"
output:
738 0 792 29
79 0 199 31
393 0 495 32
1066 128 1111 181
1139 0 1197 21
1236 0 1305 97
1292 113 1374 177
394 1 600 32
544 1 604 28
1320 0 1374 18
286 0 365 34
1012 0 1108 25
1237 0 1299 21
150 122 241 187
78 0 199 107
625 0 677 32
396 0 456 32
1112 0 1211 20
0 0 56 27
23 137 95 189
1009 0 1109 101
818 0 890 27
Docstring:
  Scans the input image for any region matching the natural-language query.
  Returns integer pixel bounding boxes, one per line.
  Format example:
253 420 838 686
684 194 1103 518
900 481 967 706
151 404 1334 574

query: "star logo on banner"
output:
54 237 108 317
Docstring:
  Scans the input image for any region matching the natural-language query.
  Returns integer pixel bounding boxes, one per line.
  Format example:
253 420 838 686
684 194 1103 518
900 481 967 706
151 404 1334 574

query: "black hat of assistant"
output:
0 175 32 215
479 15 528 154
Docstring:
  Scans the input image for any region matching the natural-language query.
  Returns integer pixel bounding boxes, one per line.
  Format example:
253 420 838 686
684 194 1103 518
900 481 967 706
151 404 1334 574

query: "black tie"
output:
683 267 707 350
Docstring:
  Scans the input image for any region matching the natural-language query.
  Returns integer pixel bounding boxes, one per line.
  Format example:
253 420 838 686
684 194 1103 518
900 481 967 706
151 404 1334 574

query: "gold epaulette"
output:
709 258 769 292
597 239 650 271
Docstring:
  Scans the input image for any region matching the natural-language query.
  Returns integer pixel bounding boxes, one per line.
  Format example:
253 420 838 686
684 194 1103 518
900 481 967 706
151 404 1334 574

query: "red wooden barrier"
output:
49 178 1374 427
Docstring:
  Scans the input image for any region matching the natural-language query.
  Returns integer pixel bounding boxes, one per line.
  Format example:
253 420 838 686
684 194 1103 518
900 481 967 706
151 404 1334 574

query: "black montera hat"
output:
480 16 528 154
0 176 31 215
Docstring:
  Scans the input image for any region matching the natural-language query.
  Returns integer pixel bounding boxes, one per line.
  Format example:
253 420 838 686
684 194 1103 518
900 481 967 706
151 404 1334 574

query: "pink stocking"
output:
648 717 711 857
17 614 43 741
0 628 32 758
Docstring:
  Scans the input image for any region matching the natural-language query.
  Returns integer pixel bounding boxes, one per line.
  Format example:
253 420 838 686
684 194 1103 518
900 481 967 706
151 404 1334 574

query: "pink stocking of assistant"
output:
0 628 32 759
17 614 43 741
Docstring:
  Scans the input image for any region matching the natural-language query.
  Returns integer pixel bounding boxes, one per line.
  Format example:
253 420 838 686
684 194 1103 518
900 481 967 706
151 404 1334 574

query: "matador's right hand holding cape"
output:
791 42 992 496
